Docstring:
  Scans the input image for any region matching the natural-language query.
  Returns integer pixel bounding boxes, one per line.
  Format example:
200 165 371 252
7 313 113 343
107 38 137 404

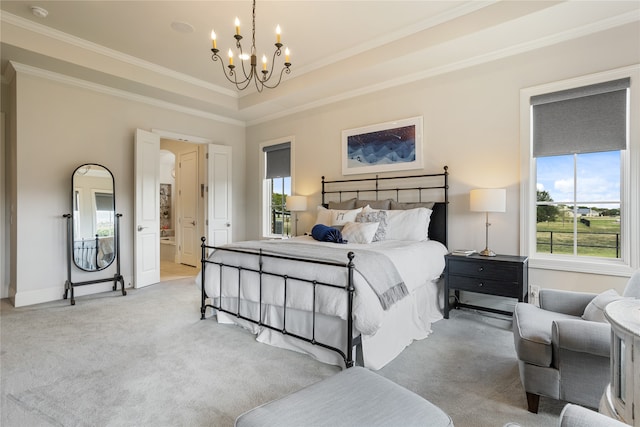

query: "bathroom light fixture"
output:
209 0 291 92
470 188 506 256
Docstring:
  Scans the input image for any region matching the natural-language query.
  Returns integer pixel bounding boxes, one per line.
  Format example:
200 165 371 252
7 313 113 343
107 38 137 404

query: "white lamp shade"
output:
286 195 307 212
470 188 506 213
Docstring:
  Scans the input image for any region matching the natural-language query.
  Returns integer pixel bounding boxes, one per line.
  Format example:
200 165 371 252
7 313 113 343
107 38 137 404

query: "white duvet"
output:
197 236 448 336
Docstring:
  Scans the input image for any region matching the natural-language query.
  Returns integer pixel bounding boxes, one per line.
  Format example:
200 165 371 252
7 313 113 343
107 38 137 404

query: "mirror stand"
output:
63 213 126 305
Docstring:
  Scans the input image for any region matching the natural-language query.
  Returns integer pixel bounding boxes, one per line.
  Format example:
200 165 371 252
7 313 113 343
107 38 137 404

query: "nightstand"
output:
444 253 528 319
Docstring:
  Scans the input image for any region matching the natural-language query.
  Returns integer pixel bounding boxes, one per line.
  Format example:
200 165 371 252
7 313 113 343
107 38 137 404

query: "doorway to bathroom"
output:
159 140 199 282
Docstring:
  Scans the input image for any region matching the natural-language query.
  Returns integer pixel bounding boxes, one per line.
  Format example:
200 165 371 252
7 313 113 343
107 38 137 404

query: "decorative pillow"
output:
356 210 388 242
385 207 432 241
328 198 356 210
355 199 392 210
314 206 364 227
331 207 363 226
582 289 628 323
341 221 380 244
315 206 333 226
390 200 435 210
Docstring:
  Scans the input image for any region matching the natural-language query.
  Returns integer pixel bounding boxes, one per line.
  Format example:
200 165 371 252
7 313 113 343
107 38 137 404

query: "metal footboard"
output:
199 237 360 368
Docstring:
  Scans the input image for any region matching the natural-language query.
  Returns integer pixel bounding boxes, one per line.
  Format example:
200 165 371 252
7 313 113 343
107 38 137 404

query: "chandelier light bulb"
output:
285 47 290 63
211 30 217 49
276 25 281 44
228 49 234 66
235 17 240 35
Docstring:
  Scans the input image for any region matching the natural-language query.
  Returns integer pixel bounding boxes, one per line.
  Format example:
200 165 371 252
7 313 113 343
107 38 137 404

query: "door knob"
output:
226 223 231 227
137 225 147 232
191 221 196 226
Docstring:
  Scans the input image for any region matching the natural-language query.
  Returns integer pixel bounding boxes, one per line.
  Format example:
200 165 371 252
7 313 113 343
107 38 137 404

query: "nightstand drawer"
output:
447 258 519 282
448 274 522 298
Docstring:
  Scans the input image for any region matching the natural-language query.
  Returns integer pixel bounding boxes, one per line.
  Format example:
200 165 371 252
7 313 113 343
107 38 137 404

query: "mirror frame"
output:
71 163 116 272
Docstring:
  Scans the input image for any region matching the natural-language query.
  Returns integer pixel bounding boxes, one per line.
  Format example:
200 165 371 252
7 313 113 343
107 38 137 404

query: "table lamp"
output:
470 188 506 256
286 195 307 236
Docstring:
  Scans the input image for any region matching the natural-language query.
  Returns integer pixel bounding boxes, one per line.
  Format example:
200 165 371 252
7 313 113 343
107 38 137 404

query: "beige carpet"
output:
1 278 565 426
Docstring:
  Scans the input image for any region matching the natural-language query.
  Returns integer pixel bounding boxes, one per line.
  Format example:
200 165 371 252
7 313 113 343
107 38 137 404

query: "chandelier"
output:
210 0 291 92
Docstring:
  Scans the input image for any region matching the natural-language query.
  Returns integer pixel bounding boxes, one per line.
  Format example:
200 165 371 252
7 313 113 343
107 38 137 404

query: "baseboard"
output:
12 281 121 307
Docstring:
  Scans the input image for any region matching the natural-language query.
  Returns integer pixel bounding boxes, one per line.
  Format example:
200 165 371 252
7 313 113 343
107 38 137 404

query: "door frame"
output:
151 128 214 261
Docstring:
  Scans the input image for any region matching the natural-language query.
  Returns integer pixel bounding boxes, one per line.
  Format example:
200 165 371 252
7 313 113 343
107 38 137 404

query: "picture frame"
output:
341 116 423 176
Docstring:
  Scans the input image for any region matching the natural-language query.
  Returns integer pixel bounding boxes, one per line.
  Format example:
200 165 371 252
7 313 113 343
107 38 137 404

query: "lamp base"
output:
479 248 497 257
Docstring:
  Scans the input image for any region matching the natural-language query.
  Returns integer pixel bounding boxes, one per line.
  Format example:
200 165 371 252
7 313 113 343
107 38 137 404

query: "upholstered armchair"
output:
559 404 629 427
512 270 640 413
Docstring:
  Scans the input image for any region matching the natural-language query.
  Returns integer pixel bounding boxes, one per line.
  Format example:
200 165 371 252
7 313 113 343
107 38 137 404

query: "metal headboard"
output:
321 166 449 247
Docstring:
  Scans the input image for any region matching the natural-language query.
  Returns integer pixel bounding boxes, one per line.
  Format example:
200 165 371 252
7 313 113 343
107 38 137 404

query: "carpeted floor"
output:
1 277 565 426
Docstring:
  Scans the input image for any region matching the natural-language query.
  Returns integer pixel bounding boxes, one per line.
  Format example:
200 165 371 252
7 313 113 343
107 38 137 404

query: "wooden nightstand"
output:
444 253 528 318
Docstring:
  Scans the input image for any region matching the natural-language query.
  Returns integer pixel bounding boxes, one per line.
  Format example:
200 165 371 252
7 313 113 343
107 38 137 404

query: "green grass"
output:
536 216 621 258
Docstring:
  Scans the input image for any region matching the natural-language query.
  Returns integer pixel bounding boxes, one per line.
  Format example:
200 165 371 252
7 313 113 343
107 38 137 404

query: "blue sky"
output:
536 151 620 207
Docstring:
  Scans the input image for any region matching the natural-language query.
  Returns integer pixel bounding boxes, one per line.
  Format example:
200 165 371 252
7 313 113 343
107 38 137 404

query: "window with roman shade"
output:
520 67 639 276
262 141 292 237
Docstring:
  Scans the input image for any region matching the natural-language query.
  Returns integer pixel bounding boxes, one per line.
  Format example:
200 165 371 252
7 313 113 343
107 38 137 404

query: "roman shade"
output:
531 78 630 157
263 142 291 179
95 192 114 210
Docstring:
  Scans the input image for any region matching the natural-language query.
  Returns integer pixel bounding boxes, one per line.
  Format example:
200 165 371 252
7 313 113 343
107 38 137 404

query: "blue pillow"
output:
311 224 345 243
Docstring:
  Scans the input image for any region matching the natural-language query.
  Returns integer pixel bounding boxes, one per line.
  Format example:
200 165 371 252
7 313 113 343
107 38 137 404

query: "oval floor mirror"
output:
63 163 126 305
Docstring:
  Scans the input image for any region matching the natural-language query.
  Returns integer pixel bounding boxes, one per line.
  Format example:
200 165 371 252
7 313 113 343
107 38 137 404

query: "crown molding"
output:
0 11 238 99
9 61 245 127
247 9 639 126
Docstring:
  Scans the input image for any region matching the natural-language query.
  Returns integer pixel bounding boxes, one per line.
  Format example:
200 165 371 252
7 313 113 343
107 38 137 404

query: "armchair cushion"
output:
513 302 580 367
582 289 627 323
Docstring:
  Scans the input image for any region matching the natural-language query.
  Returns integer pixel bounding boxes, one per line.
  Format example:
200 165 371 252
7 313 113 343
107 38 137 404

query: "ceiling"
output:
1 1 639 125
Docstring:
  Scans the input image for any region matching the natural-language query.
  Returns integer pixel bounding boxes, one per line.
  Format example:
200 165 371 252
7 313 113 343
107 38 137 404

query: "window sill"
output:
528 255 634 277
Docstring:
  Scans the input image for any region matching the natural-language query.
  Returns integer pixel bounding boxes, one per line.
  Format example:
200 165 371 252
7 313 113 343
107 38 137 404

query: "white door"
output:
208 144 232 247
178 149 199 267
134 129 160 287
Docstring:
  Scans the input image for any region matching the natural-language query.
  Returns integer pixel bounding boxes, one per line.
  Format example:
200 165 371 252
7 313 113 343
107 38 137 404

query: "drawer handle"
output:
478 282 484 287
478 266 484 272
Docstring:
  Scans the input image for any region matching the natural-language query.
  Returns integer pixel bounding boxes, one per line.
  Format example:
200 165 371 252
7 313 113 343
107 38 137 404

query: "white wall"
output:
8 68 246 307
246 22 640 294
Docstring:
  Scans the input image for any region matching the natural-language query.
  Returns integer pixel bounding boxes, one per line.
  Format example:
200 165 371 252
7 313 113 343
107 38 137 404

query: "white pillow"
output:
582 289 628 323
385 207 432 241
331 207 363 226
315 206 333 226
341 221 379 244
314 206 363 227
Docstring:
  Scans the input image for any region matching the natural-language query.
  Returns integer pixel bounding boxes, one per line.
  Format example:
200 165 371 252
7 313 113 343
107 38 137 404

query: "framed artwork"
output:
341 116 423 175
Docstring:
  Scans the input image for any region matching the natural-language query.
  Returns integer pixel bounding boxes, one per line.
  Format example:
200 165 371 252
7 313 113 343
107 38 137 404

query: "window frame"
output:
259 136 296 239
520 65 640 276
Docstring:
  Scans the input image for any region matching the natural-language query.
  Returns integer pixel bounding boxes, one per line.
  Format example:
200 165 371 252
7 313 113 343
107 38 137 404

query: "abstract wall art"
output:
341 116 423 175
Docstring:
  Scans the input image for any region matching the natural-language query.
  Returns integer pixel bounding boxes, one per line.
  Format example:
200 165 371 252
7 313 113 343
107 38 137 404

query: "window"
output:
94 191 114 237
262 141 292 238
520 67 639 275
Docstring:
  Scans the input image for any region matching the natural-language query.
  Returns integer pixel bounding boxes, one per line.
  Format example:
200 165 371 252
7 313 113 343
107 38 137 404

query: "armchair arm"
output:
539 289 597 316
560 404 629 427
552 319 611 358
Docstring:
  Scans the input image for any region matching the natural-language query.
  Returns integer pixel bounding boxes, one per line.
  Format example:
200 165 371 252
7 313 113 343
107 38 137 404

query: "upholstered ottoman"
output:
235 366 454 427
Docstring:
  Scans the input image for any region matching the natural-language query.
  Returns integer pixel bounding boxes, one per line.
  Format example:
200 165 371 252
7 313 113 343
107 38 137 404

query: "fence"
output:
536 230 620 258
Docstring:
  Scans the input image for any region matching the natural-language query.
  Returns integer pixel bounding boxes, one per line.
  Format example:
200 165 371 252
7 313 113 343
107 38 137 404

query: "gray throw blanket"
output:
221 240 408 310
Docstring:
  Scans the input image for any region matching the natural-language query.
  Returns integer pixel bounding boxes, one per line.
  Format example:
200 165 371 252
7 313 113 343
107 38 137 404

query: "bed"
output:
198 167 449 370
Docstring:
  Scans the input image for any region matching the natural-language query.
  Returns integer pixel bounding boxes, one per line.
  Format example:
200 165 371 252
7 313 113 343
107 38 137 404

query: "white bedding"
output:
197 236 448 368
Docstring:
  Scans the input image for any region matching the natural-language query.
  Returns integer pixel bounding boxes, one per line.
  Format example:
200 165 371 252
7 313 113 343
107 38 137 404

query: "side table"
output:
444 253 528 319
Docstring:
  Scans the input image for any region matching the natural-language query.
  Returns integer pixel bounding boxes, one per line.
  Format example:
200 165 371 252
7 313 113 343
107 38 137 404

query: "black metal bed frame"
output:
200 166 449 368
